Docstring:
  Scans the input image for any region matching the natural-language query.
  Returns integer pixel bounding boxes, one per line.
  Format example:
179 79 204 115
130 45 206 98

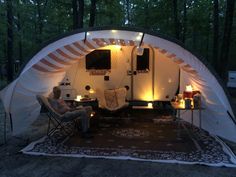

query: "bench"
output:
227 71 236 88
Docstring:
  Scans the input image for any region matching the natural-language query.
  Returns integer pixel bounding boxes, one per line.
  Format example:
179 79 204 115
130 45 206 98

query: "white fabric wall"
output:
154 49 179 100
144 33 236 142
180 70 236 141
0 68 66 134
144 34 233 117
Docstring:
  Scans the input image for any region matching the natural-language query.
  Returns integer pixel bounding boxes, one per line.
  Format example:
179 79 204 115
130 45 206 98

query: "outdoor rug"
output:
22 117 236 167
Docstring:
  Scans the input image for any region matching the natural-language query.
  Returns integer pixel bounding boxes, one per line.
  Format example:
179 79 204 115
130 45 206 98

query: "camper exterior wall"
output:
65 45 179 101
67 46 131 99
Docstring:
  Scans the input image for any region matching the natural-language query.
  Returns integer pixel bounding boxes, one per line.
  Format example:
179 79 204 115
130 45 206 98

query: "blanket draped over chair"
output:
96 87 129 112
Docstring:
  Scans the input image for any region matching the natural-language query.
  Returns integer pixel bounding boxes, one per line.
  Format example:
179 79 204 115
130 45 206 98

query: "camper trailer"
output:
63 45 179 105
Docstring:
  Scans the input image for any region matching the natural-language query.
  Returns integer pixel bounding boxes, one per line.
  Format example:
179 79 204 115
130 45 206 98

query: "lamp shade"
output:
185 85 193 92
183 85 193 98
136 46 144 56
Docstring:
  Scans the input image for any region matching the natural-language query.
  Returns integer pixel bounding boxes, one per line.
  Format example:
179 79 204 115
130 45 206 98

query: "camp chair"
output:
36 95 75 137
96 88 129 117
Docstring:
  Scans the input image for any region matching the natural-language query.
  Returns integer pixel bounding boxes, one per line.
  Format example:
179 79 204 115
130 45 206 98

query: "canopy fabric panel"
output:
1 68 66 134
180 70 236 141
144 34 233 116
0 28 235 142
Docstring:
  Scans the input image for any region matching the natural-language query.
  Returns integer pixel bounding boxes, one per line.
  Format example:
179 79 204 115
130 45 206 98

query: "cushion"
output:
115 88 127 106
95 88 106 108
104 89 118 109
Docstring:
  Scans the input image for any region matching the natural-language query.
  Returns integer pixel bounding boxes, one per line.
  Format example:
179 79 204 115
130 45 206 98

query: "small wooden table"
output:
65 98 98 109
171 102 204 128
74 98 98 109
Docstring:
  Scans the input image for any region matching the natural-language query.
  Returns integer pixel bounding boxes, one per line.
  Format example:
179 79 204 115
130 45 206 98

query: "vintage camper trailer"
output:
62 44 179 103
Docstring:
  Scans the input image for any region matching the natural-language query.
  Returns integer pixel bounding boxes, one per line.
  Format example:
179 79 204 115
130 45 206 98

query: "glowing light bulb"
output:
186 85 193 92
90 111 95 117
89 89 95 94
114 45 122 50
148 102 153 108
136 36 142 41
76 95 82 101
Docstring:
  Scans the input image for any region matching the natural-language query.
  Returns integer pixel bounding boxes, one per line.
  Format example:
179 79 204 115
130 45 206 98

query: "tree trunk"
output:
89 0 96 27
173 0 180 40
16 6 23 65
192 27 197 50
126 0 130 25
144 0 150 28
213 0 219 70
6 0 14 82
219 0 235 80
78 0 84 28
205 15 211 61
33 8 37 43
72 0 78 29
36 0 43 43
182 0 187 43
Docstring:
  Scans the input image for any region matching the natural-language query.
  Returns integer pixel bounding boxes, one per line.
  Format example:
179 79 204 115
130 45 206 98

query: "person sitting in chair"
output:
48 86 93 138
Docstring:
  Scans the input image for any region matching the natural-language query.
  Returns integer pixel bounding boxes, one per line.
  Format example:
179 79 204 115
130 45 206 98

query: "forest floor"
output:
1 93 236 177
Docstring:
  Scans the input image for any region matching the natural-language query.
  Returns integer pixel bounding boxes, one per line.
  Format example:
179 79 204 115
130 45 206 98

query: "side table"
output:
74 98 98 110
171 101 204 128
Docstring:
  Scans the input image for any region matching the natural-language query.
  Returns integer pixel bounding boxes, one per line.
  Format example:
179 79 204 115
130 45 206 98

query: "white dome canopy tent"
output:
1 27 236 142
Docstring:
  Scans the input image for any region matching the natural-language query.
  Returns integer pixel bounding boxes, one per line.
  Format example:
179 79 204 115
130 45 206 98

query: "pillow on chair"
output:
95 88 106 108
104 89 118 109
96 87 128 112
115 87 127 107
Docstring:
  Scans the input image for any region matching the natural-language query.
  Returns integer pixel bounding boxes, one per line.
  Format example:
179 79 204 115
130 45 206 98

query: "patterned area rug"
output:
22 118 236 167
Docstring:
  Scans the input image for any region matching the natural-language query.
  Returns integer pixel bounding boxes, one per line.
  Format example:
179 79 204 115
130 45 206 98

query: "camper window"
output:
86 49 111 70
136 48 149 72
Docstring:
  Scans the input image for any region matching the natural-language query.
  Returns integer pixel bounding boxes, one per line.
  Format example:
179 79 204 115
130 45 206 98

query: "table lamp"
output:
85 85 95 99
75 95 82 101
183 85 193 99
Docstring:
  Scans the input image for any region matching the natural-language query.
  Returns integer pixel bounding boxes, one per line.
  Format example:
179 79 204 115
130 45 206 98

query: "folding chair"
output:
36 95 75 137
96 88 129 118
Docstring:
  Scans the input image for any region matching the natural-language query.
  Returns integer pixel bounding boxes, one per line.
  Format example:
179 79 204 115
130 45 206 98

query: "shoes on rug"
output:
81 132 94 139
86 128 97 134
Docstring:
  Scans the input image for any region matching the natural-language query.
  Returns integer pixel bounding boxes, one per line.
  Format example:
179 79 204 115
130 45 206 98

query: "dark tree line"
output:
0 0 235 84
218 0 235 79
72 0 96 29
6 0 14 81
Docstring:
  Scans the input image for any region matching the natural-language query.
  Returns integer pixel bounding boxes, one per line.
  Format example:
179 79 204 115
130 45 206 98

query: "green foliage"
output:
0 1 7 64
130 0 173 33
0 0 236 77
227 1 236 70
185 0 213 58
96 0 124 26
